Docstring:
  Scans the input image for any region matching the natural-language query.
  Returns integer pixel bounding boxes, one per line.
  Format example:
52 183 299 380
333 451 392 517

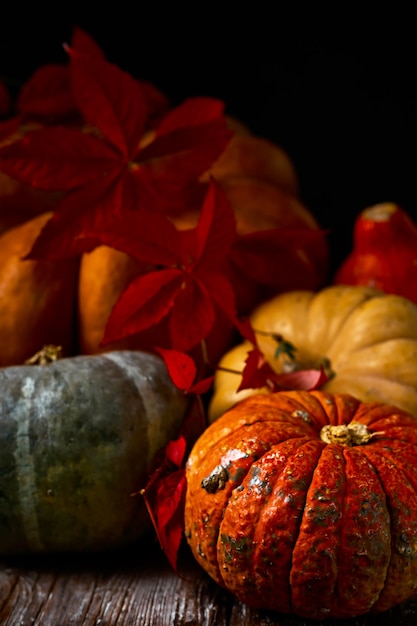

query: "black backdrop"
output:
1 8 416 273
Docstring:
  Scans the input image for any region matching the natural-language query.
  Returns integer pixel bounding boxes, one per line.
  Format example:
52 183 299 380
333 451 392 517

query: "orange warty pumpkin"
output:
185 389 417 619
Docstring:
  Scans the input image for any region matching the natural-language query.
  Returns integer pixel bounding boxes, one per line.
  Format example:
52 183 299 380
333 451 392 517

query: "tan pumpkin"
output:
209 285 417 421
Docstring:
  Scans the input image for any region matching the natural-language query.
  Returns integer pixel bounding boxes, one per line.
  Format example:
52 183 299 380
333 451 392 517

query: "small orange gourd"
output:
334 203 417 304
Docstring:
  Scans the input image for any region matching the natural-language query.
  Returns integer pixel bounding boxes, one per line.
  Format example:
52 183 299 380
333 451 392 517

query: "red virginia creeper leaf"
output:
194 177 237 267
142 466 186 573
155 348 197 391
0 126 119 191
231 228 327 289
76 178 240 350
168 277 215 351
136 113 233 203
67 44 148 156
238 347 330 393
71 26 106 58
198 269 239 325
26 170 125 258
269 366 330 391
102 269 184 344
70 26 169 124
0 100 231 259
71 206 182 266
142 398 207 571
156 348 214 395
141 434 189 573
237 347 274 391
17 64 76 122
156 97 226 134
165 435 187 467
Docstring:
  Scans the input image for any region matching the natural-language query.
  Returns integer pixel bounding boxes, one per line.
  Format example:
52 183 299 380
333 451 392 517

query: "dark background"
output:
1 7 416 273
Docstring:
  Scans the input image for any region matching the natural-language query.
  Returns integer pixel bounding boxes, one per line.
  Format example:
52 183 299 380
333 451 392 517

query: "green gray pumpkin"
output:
0 350 187 554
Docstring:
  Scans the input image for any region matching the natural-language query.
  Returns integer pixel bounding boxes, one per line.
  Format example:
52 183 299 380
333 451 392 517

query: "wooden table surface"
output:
1 537 417 626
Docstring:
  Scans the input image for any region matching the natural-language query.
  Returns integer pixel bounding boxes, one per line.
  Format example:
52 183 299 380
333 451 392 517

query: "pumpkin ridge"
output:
332 374 417 394
305 287 381 354
257 438 324 613
217 437 323 610
185 404 320 585
357 447 417 612
289 443 347 618
330 447 390 617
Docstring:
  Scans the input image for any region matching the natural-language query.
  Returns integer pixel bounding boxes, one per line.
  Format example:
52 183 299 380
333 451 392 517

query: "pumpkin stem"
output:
253 329 297 362
24 344 63 365
320 422 382 446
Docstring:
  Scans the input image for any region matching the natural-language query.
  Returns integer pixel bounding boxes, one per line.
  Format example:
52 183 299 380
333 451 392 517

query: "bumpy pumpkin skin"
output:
209 285 417 421
0 350 187 554
185 390 417 619
0 212 79 366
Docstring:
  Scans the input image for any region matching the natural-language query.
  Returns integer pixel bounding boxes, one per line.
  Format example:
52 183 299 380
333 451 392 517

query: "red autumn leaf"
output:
156 96 225 133
0 40 231 261
154 469 187 571
142 397 207 571
71 25 106 58
16 28 104 124
17 64 76 122
103 268 185 341
156 348 214 395
16 27 168 129
83 179 240 351
169 278 216 352
230 227 328 289
238 346 330 393
270 366 330 390
237 347 275 391
0 126 119 190
67 43 148 156
165 435 187 467
69 26 169 124
141 435 187 572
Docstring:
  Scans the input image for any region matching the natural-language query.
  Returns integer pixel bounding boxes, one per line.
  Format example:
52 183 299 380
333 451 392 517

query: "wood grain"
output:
1 538 416 625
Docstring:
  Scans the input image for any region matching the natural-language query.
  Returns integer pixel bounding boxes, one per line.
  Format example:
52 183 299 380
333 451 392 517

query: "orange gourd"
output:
0 212 79 366
334 203 417 304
